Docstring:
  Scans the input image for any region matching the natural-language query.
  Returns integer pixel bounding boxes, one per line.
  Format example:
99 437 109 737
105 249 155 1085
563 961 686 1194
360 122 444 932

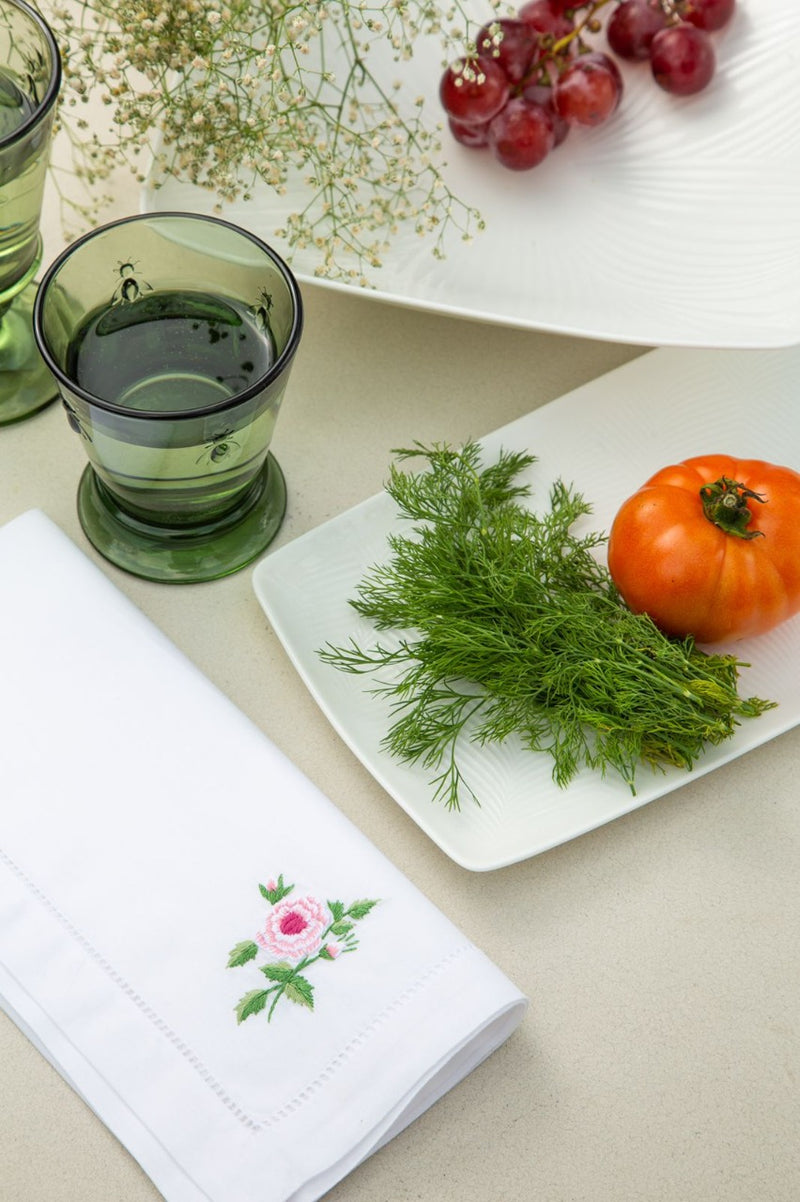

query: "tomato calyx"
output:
699 476 765 540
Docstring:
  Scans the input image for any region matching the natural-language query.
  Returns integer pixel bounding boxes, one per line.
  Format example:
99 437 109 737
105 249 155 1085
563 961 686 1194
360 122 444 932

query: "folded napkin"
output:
0 510 526 1202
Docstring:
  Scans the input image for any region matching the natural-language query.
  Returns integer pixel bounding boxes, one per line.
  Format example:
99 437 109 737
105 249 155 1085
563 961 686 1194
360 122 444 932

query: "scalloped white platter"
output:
145 1 799 349
252 345 800 871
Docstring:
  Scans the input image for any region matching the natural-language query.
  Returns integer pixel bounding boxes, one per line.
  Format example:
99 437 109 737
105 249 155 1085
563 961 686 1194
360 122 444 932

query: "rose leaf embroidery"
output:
258 962 316 1018
261 962 294 983
284 976 314 1010
227 940 259 968
235 989 271 1024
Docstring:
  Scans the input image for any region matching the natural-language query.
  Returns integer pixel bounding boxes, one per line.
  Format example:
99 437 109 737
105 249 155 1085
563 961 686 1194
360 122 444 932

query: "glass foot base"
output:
0 283 58 426
77 454 287 583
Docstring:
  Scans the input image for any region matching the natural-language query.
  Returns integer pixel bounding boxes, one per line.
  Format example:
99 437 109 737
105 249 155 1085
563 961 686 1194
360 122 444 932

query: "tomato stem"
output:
699 477 765 540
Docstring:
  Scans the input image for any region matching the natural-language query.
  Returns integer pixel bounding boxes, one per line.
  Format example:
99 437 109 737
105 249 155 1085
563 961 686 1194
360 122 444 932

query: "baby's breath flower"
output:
50 0 483 283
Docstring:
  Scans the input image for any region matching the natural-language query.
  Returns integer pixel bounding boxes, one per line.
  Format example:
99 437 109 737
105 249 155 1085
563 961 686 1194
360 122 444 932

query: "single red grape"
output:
475 18 540 84
518 0 574 42
521 81 570 146
488 98 555 170
606 0 669 61
682 0 735 33
448 116 491 148
554 52 623 127
439 56 511 125
650 23 715 95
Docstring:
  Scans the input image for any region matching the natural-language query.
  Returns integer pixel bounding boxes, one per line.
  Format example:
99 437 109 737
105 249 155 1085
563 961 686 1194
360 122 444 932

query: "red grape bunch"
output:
439 0 736 172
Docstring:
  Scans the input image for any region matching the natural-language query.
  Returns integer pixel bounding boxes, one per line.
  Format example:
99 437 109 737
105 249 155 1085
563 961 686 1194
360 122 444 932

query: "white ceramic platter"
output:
252 345 800 870
145 1 799 349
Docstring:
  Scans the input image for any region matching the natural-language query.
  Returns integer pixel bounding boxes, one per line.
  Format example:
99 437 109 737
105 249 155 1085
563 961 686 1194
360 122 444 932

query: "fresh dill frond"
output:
318 442 776 810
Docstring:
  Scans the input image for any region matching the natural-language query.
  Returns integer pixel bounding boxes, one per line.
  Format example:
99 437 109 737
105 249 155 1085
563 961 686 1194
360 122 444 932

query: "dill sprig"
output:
319 442 775 810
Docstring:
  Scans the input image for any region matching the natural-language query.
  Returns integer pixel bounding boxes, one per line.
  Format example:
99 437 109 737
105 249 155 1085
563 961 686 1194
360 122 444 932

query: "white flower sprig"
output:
46 0 494 284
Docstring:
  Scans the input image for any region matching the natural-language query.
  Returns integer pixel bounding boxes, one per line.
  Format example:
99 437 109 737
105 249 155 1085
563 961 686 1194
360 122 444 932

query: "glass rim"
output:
0 0 62 150
32 210 305 421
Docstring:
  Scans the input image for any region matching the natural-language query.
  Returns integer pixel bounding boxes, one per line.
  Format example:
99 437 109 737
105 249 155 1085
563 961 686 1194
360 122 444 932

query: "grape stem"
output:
545 0 682 68
523 0 618 87
551 0 617 57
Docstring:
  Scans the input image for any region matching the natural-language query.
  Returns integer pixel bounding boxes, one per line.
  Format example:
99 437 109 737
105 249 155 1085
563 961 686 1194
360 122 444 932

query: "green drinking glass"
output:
0 0 60 425
33 211 304 583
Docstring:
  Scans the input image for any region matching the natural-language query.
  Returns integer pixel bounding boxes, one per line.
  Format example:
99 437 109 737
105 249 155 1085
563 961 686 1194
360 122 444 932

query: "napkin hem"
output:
0 963 212 1202
255 942 474 1127
0 843 261 1130
1 942 526 1202
3 839 490 1132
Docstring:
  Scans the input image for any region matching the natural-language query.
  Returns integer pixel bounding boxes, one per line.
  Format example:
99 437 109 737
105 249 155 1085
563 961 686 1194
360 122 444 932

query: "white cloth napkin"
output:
0 510 527 1202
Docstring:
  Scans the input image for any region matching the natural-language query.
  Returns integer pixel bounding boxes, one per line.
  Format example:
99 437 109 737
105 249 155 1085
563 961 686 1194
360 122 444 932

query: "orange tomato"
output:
607 454 800 643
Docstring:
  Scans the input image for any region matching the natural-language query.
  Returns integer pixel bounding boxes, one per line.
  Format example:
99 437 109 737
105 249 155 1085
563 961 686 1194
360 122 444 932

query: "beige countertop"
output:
2 119 800 1202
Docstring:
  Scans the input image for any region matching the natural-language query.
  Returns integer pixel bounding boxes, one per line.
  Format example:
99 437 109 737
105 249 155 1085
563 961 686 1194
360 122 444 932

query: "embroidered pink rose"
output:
255 894 328 961
228 875 379 1024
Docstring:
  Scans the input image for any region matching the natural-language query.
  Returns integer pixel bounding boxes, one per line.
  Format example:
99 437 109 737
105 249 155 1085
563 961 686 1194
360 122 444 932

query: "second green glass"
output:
0 0 61 425
33 212 304 583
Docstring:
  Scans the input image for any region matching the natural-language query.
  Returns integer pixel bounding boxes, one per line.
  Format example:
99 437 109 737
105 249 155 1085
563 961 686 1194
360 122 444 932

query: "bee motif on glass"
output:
111 259 152 306
197 428 241 467
22 46 47 103
251 288 274 335
62 400 91 443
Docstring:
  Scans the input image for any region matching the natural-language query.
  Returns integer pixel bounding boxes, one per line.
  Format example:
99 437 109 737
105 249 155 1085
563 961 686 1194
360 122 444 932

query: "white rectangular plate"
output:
253 345 800 870
146 1 799 349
